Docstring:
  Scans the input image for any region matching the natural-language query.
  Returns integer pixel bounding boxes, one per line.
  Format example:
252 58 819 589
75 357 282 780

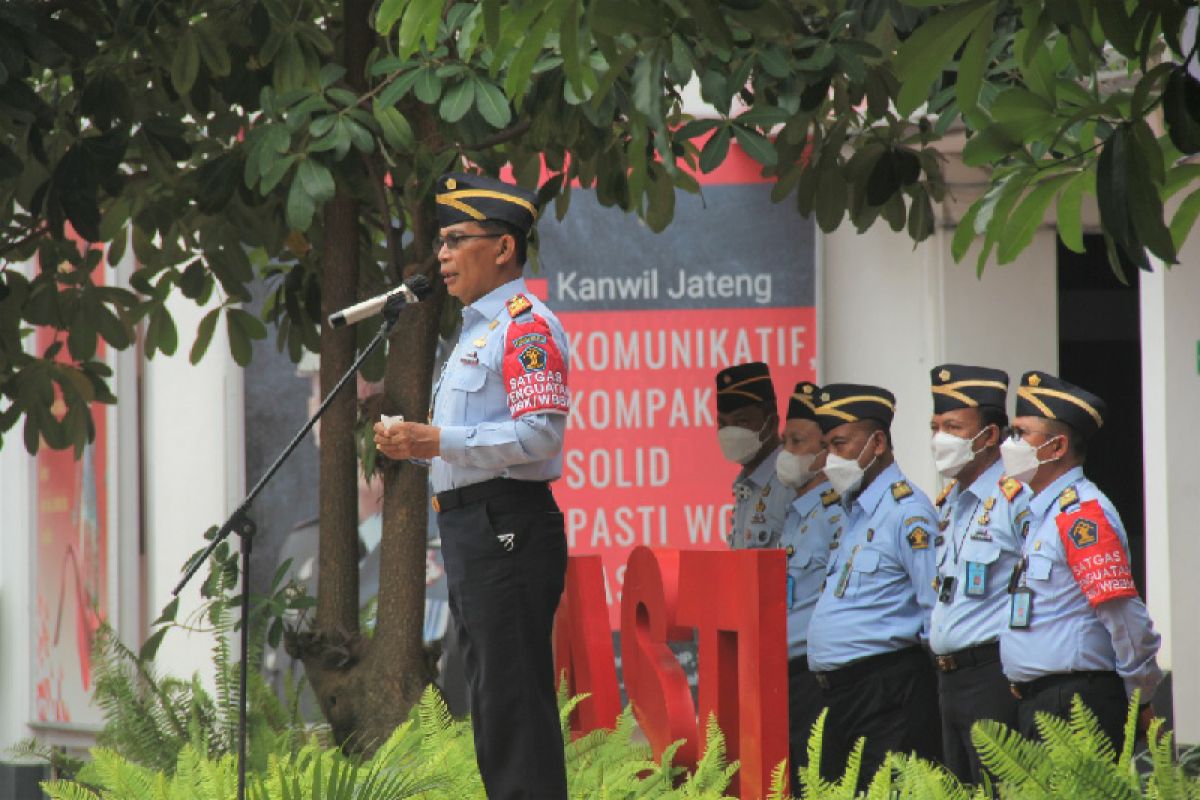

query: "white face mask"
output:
930 428 989 479
823 433 878 497
1000 435 1061 484
718 419 771 465
776 450 818 488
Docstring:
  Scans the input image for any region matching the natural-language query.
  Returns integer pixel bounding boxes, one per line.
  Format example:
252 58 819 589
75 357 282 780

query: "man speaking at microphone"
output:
374 172 570 800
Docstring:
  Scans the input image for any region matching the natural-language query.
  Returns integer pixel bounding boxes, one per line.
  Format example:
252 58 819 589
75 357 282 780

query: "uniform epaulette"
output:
1058 486 1080 511
820 488 839 507
999 476 1022 502
934 480 956 508
891 481 913 501
506 293 533 318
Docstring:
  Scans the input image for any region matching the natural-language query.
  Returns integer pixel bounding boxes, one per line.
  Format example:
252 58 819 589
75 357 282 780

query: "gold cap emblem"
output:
820 392 830 402
1028 373 1042 387
445 177 457 190
939 369 950 381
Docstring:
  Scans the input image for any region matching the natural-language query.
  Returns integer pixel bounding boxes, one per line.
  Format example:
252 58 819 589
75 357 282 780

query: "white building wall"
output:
821 222 1059 497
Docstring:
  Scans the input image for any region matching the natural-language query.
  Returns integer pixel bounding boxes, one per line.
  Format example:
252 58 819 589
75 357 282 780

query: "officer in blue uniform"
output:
806 384 941 786
776 382 840 776
999 372 1162 749
715 362 790 549
374 172 570 800
927 364 1026 784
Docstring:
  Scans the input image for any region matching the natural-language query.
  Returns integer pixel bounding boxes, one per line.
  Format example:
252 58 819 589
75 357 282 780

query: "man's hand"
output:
374 420 440 460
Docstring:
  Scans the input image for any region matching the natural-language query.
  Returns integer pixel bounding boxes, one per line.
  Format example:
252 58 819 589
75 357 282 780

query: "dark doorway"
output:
1056 236 1145 591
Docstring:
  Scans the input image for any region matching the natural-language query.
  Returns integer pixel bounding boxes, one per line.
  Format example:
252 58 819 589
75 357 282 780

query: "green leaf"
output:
1164 68 1200 155
956 5 995 113
139 627 169 662
472 79 512 129
644 164 676 233
438 79 475 123
373 102 414 151
504 9 556 104
998 173 1074 263
951 199 982 262
961 126 1022 167
732 125 776 167
894 0 992 116
170 29 201 95
286 177 316 230
194 23 231 77
190 307 220 365
376 0 411 34
145 306 178 358
907 186 934 241
1169 184 1200 251
413 67 442 104
814 166 846 232
225 308 265 367
1056 171 1089 254
698 126 731 173
297 159 335 202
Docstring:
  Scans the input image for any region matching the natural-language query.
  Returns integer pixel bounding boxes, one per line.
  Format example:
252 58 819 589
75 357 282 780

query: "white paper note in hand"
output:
380 414 404 428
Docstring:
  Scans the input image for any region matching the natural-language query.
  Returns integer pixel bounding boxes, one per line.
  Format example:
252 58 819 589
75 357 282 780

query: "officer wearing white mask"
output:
806 383 941 788
776 381 841 776
927 364 1026 785
1000 371 1161 749
714 362 789 549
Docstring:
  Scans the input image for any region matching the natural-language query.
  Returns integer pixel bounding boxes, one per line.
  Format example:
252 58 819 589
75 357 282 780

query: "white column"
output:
0 426 35 754
1140 240 1200 743
142 293 244 690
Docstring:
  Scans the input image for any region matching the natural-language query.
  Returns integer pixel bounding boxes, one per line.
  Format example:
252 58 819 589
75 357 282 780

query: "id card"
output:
937 575 956 603
965 561 987 597
787 574 796 610
1009 587 1033 628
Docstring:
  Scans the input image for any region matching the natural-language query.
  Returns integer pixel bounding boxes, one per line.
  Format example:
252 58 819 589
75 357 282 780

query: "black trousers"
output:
935 648 1018 785
1014 671 1128 751
815 646 942 789
788 657 824 780
438 482 568 800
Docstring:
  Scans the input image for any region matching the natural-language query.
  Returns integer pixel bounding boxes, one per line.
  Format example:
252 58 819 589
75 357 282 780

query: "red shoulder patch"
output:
503 313 569 418
506 293 533 318
999 476 1022 502
1055 499 1137 607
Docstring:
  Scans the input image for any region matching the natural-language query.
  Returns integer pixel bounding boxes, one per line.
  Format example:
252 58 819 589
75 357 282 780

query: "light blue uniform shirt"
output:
430 277 570 493
1000 466 1162 700
781 481 841 660
807 462 939 672
728 445 790 549
930 459 1030 654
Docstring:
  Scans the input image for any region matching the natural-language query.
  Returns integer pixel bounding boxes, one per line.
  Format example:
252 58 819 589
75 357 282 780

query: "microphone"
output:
328 275 433 328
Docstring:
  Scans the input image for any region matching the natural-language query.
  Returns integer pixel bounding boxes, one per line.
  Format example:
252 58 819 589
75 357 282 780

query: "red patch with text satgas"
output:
1055 499 1138 607
503 313 569 417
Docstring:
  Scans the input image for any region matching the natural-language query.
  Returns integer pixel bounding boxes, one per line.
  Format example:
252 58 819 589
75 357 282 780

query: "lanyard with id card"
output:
1007 556 1031 628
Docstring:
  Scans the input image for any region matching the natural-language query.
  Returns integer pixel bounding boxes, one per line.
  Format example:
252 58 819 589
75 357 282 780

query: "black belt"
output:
433 477 550 513
1009 670 1119 700
813 645 924 691
934 641 1000 673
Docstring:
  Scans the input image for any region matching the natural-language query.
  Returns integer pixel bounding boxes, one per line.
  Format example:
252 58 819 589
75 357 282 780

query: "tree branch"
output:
451 117 534 152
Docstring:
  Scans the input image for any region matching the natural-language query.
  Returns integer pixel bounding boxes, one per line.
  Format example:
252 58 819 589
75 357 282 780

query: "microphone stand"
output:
172 296 410 800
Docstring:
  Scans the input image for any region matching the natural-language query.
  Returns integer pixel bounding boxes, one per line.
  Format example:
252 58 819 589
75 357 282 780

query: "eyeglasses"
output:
434 232 503 251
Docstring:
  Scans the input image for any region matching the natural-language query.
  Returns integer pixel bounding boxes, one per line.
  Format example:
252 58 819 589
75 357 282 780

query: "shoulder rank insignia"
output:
1058 486 1080 511
934 480 957 508
907 527 930 550
891 481 913 501
1000 476 1022 502
506 293 533 318
821 488 840 507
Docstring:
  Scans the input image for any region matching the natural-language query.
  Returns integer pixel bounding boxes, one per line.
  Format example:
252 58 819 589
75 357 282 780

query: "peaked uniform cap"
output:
436 172 539 235
1015 371 1106 438
787 382 821 421
930 364 1009 414
814 383 896 433
716 362 775 413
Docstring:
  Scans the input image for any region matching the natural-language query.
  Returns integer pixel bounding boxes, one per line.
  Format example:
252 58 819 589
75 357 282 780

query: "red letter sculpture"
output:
553 555 622 735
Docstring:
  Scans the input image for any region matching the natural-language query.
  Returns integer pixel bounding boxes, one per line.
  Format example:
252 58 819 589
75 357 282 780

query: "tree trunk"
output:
291 0 445 749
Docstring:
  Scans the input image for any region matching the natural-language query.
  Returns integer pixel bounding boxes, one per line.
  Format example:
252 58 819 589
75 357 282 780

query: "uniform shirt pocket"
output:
1027 553 1053 581
852 548 881 574
449 365 488 392
963 541 1001 565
